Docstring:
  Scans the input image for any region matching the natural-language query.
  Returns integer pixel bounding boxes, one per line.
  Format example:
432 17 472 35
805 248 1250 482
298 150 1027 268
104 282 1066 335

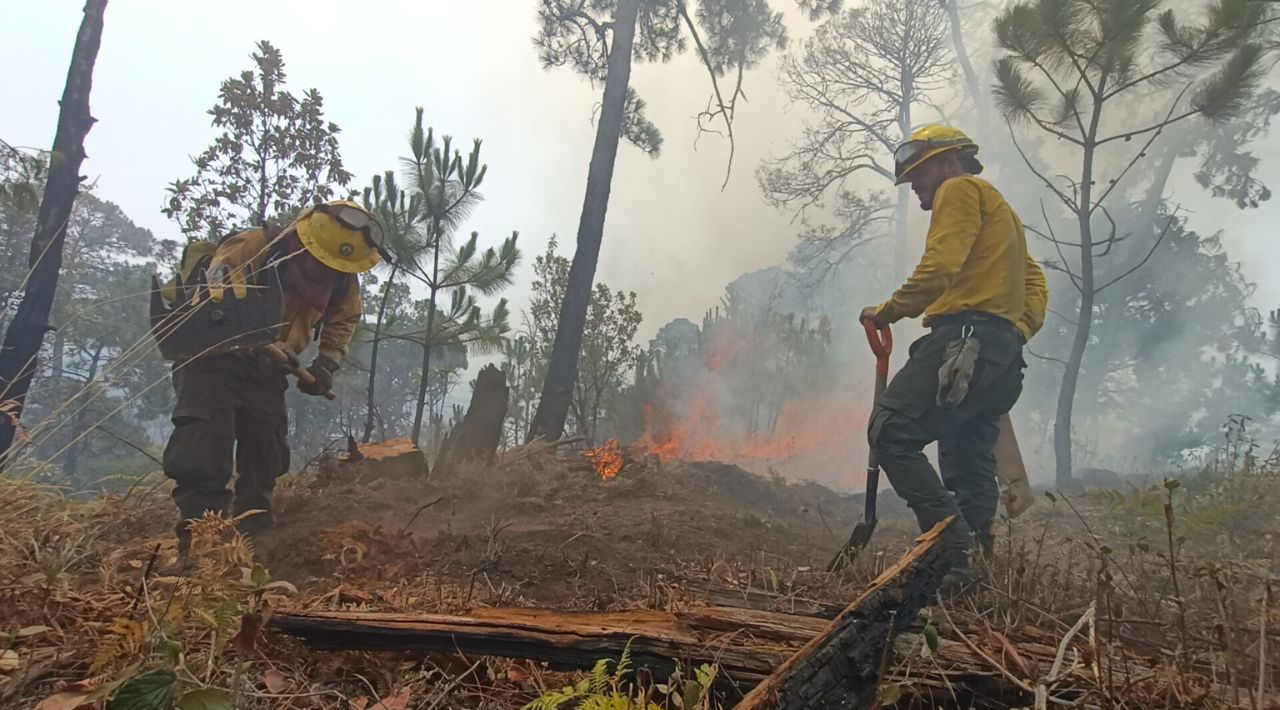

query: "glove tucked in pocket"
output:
937 326 980 408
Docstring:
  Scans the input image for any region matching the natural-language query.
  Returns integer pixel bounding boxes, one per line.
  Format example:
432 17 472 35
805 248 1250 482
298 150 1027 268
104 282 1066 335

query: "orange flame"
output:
633 322 871 489
584 438 625 480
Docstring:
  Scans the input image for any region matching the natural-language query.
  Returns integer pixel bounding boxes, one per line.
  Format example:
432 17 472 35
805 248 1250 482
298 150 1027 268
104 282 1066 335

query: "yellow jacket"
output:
208 228 362 363
875 176 1048 341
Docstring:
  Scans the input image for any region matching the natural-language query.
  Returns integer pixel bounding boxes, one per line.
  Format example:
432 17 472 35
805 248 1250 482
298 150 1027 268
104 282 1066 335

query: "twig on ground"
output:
1050 603 1095 682
936 594 1078 708
399 496 445 536
425 659 483 710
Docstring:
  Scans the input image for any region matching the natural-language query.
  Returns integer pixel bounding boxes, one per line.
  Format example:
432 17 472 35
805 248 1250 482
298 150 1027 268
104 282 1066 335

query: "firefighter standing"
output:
162 200 385 553
861 125 1048 588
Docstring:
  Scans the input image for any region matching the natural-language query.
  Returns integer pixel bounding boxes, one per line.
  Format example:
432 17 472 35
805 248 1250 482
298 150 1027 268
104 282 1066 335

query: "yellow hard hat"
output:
293 200 386 274
893 124 979 185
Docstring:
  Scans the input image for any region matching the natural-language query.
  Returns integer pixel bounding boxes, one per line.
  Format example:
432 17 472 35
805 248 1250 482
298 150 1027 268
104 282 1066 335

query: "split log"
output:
734 517 954 709
332 437 425 479
432 365 509 478
270 605 828 686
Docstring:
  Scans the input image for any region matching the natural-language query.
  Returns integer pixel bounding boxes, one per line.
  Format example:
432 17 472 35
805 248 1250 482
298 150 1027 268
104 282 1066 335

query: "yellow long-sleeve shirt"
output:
208 228 363 363
875 176 1048 342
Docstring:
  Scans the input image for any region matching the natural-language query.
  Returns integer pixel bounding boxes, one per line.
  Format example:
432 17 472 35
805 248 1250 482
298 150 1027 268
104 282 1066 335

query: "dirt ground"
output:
256 454 919 610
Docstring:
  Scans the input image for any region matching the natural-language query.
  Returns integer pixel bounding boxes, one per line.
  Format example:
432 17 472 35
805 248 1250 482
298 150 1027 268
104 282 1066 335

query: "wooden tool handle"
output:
260 343 336 401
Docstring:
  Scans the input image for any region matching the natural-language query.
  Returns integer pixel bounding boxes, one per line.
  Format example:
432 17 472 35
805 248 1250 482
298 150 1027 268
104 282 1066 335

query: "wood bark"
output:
432 364 508 478
734 518 953 709
526 0 639 442
271 605 824 686
0 0 107 462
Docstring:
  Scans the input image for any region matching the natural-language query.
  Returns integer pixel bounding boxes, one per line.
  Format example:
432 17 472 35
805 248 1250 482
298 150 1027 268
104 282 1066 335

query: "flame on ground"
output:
584 439 625 480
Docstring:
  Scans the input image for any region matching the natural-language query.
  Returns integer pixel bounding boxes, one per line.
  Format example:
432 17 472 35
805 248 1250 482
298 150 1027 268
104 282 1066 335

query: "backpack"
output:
159 237 222 305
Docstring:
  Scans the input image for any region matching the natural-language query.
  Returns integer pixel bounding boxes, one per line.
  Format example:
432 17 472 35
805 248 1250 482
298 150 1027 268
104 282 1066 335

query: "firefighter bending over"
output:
161 201 385 555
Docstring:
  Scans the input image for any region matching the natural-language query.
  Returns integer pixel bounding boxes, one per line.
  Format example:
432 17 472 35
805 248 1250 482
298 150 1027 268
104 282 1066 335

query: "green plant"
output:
523 640 719 710
82 512 296 710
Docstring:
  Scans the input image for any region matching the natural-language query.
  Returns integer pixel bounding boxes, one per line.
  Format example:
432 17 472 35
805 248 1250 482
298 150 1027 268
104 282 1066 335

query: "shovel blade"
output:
826 518 878 573
149 267 284 361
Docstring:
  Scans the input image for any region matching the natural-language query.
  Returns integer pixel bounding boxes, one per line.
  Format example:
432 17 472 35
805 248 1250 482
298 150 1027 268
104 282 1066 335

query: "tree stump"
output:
432 365 509 478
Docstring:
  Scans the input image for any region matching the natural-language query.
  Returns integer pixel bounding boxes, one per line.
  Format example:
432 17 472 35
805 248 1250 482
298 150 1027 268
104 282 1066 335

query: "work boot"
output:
935 518 981 594
234 510 273 552
939 564 982 594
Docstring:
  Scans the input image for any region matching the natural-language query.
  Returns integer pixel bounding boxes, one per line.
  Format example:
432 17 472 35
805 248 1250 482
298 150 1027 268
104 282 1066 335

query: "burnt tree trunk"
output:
735 518 954 709
526 0 639 442
432 364 508 478
0 0 108 463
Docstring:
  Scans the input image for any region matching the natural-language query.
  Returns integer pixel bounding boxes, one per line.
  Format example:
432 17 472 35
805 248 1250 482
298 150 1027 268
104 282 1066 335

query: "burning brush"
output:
583 439 626 480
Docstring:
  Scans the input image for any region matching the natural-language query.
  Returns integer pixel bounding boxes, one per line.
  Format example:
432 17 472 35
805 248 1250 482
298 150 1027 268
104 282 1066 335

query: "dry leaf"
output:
507 665 531 682
350 697 370 710
34 691 99 710
0 649 22 672
262 668 289 694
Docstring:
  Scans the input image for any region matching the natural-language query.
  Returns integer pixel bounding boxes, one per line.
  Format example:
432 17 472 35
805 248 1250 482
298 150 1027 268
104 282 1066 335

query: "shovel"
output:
827 318 893 573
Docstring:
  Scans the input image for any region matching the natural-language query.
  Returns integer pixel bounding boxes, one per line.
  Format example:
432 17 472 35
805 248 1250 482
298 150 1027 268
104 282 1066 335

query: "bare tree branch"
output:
1095 213 1178 295
1007 123 1078 211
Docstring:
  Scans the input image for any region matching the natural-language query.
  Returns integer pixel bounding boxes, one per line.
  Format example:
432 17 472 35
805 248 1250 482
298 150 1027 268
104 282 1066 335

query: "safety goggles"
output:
300 202 393 264
893 137 974 181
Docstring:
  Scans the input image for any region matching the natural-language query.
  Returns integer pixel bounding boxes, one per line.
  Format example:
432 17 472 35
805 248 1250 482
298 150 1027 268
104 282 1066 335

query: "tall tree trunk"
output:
411 236 442 445
526 0 639 442
363 262 399 443
944 0 988 130
62 343 103 483
1053 128 1101 486
0 0 107 463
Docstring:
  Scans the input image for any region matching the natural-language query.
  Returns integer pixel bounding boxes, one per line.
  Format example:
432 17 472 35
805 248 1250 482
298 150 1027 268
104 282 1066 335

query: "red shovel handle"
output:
862 318 893 378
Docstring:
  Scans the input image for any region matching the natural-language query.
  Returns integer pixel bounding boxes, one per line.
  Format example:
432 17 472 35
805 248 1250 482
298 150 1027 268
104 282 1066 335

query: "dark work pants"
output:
869 321 1025 562
163 355 290 546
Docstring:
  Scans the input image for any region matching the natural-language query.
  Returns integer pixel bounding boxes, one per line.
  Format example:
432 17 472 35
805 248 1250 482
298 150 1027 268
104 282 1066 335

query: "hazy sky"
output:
4 0 1279 342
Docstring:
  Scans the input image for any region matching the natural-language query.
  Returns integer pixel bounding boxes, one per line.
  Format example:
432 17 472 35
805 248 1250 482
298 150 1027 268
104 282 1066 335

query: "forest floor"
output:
3 448 1279 708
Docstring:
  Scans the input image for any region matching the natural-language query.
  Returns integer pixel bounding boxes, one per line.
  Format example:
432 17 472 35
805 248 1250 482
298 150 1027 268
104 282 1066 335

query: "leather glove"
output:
298 354 337 396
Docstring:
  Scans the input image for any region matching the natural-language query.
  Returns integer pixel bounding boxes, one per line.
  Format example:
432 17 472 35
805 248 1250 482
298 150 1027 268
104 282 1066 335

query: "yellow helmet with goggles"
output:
893 124 979 185
293 199 387 274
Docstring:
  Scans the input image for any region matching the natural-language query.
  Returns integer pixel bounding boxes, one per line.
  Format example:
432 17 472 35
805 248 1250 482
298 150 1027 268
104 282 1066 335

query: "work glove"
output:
298 354 338 397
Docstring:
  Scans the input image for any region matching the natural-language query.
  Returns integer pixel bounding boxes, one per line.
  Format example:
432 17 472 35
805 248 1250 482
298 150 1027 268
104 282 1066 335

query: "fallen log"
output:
734 517 954 709
270 605 827 686
673 577 844 619
270 522 952 696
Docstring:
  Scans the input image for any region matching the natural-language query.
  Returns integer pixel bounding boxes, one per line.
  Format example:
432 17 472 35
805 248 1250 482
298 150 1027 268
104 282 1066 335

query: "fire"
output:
584 438 625 480
632 318 871 488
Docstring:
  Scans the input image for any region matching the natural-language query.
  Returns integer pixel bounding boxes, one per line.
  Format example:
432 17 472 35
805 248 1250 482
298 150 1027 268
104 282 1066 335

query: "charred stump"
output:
431 364 508 478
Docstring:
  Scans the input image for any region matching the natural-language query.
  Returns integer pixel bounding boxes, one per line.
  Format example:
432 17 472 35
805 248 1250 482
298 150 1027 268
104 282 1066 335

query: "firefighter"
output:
163 200 385 554
861 124 1048 588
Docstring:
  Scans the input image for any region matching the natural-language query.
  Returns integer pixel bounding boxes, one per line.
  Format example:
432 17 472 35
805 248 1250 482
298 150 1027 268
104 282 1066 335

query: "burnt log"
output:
734 517 954 709
270 605 826 686
432 364 508 478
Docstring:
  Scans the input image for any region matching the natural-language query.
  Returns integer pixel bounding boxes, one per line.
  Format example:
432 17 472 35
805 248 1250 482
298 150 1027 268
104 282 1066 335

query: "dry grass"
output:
0 454 1277 709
